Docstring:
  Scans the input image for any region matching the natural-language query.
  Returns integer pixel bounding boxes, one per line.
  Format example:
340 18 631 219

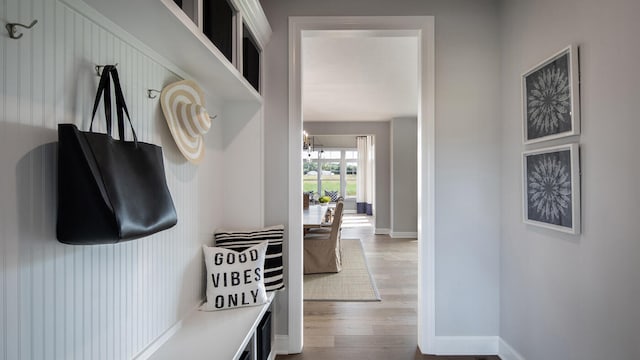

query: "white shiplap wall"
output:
0 0 243 358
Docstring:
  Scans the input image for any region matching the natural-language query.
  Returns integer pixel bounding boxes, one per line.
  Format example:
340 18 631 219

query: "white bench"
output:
148 292 275 360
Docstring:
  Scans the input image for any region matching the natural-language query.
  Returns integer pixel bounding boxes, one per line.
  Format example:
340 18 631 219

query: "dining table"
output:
303 204 335 230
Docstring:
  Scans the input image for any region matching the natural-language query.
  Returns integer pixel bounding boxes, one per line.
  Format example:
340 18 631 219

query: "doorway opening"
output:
288 16 435 354
302 134 375 226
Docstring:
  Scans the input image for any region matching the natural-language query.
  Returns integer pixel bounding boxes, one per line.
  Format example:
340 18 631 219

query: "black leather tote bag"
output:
57 65 177 244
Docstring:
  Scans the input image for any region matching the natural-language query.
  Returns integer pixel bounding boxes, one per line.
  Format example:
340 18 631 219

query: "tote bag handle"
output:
89 65 138 144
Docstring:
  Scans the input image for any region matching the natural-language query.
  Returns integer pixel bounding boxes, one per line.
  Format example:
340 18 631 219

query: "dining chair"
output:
303 200 344 274
306 200 341 235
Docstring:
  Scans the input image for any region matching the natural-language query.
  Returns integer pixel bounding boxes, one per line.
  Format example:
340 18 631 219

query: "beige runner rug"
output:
304 238 381 301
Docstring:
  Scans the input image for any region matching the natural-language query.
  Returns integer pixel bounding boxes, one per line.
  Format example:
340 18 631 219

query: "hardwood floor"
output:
277 214 500 360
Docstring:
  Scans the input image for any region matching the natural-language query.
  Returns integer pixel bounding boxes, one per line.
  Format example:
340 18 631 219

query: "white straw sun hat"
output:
160 80 212 164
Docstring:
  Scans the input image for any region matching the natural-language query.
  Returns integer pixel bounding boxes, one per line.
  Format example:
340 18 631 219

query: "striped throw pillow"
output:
214 225 285 292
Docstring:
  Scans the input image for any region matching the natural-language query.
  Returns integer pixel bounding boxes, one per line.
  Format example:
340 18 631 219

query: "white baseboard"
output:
498 338 526 360
433 336 499 355
276 333 516 357
375 228 390 235
389 231 418 238
274 335 291 355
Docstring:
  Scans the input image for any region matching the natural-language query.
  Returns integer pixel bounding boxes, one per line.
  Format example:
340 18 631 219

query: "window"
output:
345 161 357 197
345 151 358 197
320 161 340 194
302 151 319 194
303 149 357 198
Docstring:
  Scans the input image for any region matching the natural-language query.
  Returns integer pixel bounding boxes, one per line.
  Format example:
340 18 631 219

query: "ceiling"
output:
302 34 419 122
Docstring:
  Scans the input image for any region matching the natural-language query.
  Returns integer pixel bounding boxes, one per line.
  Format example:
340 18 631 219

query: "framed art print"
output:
523 144 580 234
522 45 580 144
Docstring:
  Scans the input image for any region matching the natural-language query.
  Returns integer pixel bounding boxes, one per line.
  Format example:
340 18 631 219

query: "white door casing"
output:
287 16 435 354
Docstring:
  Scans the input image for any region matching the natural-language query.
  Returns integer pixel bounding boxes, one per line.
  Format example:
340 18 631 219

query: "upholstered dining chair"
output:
303 200 344 274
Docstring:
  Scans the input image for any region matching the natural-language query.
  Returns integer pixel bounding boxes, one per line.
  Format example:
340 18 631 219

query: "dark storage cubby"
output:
203 0 234 62
243 24 260 92
257 311 272 360
173 0 197 24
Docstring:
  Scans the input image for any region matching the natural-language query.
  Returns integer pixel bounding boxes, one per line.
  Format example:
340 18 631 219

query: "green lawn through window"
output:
303 174 356 196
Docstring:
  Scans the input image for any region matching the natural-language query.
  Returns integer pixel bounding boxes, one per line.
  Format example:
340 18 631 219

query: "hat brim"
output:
160 80 207 164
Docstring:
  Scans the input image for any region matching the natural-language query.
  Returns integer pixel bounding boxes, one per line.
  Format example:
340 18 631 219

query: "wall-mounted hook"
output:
147 89 161 99
6 19 38 40
147 89 218 120
95 63 118 76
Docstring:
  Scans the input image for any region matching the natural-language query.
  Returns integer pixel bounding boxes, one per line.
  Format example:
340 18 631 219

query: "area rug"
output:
304 238 381 301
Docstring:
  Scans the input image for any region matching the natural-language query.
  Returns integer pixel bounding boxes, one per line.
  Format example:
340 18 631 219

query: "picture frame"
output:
522 144 580 234
522 45 580 144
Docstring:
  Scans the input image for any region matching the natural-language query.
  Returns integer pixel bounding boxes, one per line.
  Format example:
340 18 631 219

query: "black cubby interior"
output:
203 0 234 62
243 24 260 92
257 311 272 360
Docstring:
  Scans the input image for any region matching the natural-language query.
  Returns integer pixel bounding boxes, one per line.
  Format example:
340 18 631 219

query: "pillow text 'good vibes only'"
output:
201 241 268 311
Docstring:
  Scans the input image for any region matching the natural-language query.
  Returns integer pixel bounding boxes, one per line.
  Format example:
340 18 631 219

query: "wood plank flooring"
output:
277 214 500 360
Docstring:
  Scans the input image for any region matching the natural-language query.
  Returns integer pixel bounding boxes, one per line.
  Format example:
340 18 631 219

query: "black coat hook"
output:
6 19 38 40
95 63 118 76
147 89 161 99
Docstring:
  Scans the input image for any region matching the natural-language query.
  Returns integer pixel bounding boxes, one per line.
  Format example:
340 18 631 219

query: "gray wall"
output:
262 0 501 338
391 117 418 235
309 134 357 149
304 121 391 231
499 0 640 358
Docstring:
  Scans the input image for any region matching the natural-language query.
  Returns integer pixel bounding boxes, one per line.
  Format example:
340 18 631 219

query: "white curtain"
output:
356 136 375 215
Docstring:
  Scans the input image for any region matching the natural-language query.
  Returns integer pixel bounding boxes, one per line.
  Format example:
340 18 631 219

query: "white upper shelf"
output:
76 0 271 103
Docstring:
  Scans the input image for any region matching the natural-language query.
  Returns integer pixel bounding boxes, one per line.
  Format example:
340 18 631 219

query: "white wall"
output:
0 0 263 358
220 102 265 227
391 117 417 235
262 0 501 340
498 0 640 358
